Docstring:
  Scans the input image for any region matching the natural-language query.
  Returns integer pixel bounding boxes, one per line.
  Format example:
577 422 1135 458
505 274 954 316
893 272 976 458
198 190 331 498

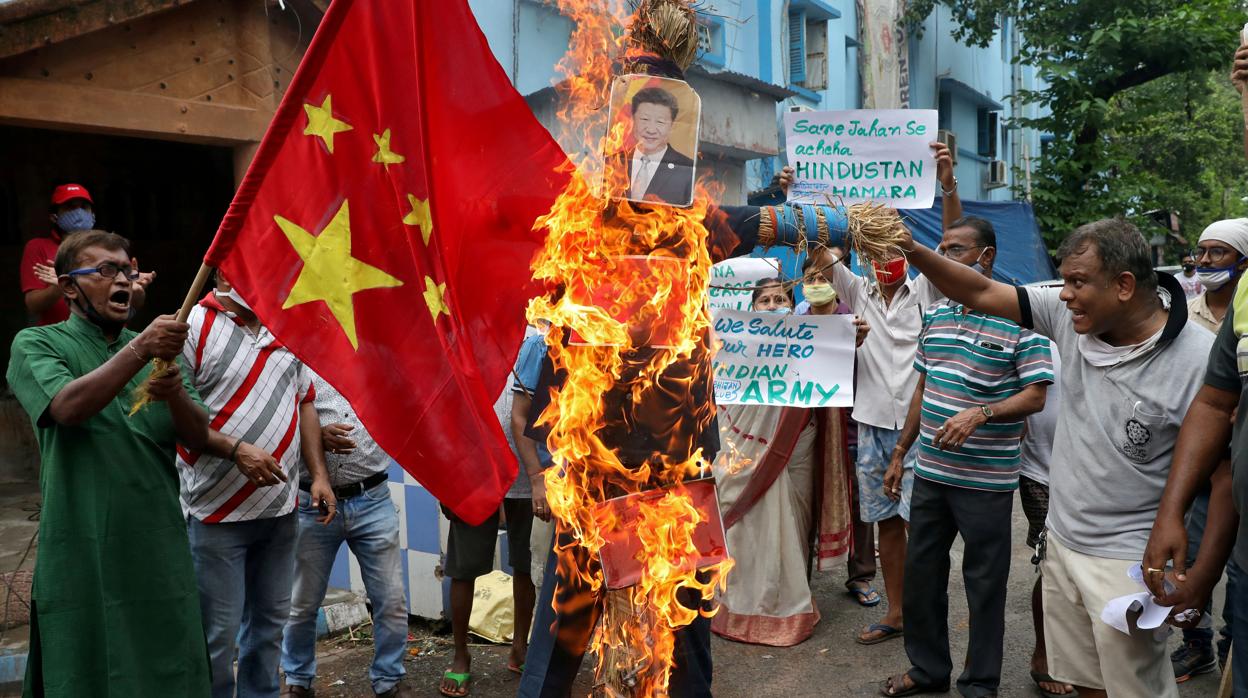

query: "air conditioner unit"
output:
986 160 1008 189
937 129 957 166
789 104 815 113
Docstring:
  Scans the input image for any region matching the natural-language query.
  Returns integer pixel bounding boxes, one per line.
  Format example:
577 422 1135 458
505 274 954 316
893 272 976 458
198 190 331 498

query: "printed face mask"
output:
802 282 837 307
872 257 908 286
55 208 95 233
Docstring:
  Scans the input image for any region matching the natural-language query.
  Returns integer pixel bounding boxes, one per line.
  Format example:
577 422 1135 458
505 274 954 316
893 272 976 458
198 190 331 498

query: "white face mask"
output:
216 288 252 312
1196 267 1238 291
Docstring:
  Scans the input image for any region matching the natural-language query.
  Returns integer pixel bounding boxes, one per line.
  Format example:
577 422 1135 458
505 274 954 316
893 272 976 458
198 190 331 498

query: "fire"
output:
524 0 734 694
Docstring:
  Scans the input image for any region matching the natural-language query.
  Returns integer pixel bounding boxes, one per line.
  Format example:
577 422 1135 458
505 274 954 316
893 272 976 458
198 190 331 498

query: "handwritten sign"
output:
712 310 855 407
784 109 938 208
708 257 782 312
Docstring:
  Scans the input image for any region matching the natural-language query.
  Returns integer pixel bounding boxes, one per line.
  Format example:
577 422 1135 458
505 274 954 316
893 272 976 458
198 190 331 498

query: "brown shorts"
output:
1018 475 1049 550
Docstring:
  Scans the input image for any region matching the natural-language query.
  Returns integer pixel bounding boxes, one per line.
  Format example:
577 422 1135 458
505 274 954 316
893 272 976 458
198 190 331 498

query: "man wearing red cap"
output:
20 184 154 327
20 184 97 326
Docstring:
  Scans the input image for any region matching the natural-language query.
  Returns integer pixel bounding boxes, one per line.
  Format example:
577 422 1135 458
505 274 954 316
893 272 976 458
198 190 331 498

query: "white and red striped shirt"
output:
177 293 314 523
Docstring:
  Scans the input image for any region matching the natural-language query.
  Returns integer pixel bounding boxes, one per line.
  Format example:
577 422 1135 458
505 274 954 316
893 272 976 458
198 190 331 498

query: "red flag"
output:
205 0 569 524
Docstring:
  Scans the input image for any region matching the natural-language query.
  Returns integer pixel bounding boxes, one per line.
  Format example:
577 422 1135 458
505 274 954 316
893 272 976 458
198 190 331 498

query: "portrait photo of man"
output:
607 77 699 207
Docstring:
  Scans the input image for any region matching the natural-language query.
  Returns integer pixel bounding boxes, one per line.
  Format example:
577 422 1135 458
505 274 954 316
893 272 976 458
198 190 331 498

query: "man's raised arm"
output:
898 228 1024 325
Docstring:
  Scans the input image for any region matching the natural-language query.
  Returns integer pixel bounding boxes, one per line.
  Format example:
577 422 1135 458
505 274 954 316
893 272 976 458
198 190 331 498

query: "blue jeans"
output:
1233 570 1248 698
1182 489 1238 662
281 482 408 693
189 512 297 698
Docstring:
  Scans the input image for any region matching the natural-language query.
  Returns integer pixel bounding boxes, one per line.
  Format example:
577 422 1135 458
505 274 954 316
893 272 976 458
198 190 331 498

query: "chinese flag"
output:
205 0 569 524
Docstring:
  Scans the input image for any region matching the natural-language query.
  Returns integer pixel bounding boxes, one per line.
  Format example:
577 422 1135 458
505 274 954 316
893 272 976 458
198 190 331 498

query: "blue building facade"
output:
469 0 1042 206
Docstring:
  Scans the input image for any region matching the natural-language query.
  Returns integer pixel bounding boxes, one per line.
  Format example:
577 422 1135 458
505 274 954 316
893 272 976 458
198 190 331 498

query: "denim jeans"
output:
281 482 408 693
1182 488 1237 662
189 512 297 698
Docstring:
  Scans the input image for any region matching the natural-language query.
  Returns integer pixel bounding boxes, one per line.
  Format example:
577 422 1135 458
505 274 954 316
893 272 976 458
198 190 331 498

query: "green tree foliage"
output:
905 0 1248 246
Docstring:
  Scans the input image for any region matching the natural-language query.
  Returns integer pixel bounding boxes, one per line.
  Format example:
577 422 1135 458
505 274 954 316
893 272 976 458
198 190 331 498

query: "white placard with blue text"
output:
784 109 938 208
712 309 855 407
708 257 783 312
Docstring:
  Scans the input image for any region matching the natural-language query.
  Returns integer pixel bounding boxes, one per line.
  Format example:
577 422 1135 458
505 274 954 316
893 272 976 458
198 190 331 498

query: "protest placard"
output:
784 108 939 208
708 257 783 312
712 309 855 407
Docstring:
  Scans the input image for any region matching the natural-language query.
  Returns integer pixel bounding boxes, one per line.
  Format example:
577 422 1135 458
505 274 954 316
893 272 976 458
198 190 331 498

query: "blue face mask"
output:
762 307 791 314
56 208 95 233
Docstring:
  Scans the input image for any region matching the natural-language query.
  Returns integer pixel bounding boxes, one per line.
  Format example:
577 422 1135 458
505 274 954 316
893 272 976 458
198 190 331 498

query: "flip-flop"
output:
857 622 903 645
439 670 471 697
848 583 882 607
1030 670 1079 698
879 671 949 696
507 662 525 675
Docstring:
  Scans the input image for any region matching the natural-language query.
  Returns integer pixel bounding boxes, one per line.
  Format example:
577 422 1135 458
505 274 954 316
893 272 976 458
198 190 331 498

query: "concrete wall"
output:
909 6 1044 202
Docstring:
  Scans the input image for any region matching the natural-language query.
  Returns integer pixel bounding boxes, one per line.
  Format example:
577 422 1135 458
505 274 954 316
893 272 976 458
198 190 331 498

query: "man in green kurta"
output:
7 230 212 697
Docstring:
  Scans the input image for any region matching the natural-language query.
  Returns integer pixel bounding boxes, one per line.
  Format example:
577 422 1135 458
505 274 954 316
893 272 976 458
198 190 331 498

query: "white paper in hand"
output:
1099 563 1174 635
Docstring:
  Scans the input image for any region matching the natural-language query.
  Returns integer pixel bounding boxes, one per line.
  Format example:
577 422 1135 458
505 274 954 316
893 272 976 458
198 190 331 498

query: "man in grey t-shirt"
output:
883 219 1212 698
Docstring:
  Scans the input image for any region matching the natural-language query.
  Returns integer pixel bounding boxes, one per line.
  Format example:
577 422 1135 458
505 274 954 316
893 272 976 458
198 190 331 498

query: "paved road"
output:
311 493 1223 697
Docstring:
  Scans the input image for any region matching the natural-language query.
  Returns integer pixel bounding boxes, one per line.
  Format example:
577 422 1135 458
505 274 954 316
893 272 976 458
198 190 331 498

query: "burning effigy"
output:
522 1 908 695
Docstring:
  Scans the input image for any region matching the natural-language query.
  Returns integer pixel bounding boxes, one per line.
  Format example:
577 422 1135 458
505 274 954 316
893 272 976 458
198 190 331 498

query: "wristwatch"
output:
980 404 994 419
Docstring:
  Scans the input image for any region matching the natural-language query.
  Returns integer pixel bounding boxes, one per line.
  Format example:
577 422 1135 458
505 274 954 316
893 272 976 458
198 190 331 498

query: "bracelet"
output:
127 341 147 363
941 176 958 197
228 438 243 463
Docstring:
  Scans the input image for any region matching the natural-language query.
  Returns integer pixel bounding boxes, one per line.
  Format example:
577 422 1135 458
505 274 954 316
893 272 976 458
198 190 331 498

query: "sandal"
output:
1030 670 1078 697
507 662 525 675
879 672 949 697
848 583 882 607
439 670 471 697
857 622 903 645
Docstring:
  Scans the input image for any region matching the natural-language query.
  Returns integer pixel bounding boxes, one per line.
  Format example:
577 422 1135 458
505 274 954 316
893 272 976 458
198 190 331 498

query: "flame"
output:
525 1 734 695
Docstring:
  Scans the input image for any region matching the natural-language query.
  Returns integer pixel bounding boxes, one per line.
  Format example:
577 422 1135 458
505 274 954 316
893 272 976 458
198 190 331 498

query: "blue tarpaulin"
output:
903 198 1055 285
750 198 1056 290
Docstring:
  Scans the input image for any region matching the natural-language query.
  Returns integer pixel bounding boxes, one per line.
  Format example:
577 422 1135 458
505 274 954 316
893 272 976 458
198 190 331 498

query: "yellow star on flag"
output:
303 95 353 153
423 275 450 323
403 194 433 244
275 200 403 349
372 129 406 168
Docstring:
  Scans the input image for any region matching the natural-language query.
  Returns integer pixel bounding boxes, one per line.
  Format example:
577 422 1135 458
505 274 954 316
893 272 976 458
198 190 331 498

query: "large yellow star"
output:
303 95 352 153
275 200 403 349
423 275 450 323
372 129 406 168
403 194 433 244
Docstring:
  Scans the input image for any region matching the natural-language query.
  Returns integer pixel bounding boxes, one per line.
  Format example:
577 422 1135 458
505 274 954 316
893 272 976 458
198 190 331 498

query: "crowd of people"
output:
12 46 1248 698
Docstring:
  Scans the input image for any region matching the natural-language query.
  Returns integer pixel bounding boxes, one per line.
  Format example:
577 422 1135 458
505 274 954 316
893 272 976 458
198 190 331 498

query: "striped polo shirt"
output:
176 293 314 523
913 300 1054 491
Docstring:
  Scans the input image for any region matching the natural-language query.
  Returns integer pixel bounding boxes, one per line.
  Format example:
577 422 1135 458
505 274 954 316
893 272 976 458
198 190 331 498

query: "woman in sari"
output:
711 276 864 646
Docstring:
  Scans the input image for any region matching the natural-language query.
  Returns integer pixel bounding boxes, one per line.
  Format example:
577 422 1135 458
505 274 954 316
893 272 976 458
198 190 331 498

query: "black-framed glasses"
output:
66 262 139 281
939 244 984 257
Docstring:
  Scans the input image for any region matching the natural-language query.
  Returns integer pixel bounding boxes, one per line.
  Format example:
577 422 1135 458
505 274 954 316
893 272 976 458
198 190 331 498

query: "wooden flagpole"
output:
128 262 214 415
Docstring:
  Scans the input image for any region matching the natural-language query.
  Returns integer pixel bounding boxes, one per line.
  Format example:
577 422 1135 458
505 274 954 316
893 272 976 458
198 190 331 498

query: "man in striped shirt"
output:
178 271 336 698
879 217 1053 698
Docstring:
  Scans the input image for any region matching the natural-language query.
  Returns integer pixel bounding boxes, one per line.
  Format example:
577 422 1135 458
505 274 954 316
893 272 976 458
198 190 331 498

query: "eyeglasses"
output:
66 262 139 281
1196 246 1240 264
939 244 985 257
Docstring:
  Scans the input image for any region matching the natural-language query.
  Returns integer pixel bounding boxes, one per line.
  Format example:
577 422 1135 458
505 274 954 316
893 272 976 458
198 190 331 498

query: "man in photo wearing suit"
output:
622 86 695 206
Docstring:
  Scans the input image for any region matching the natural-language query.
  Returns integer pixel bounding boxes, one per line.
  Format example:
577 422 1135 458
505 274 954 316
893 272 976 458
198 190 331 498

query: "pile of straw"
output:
629 0 699 70
845 201 909 262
